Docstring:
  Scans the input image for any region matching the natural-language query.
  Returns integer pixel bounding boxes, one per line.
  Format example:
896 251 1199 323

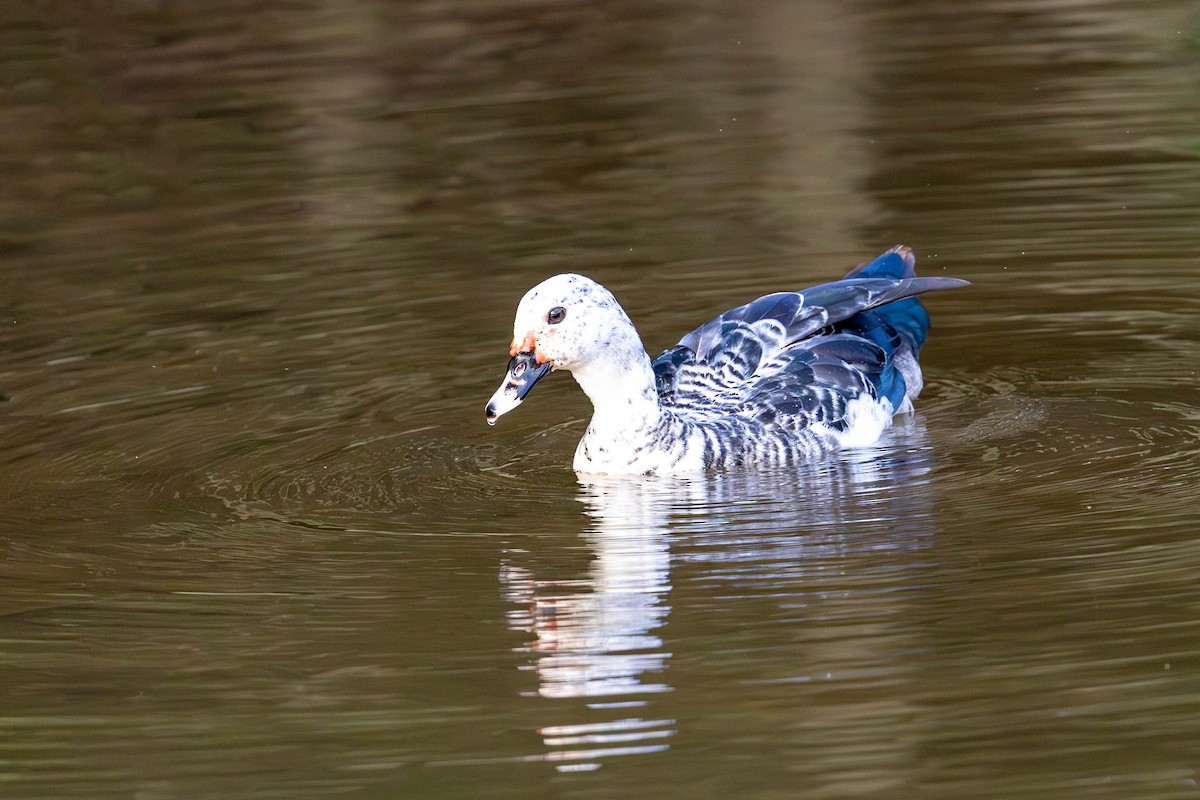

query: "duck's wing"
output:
651 252 967 420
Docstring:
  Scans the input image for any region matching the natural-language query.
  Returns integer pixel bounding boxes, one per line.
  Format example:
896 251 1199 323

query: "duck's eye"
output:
547 306 566 324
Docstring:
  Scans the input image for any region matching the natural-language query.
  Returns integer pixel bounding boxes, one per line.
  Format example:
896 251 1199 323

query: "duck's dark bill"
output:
485 352 553 425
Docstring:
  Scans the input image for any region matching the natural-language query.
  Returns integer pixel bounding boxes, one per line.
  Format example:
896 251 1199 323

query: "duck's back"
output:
651 246 965 436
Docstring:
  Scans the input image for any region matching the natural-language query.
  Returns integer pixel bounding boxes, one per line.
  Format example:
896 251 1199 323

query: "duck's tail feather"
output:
835 245 966 409
844 243 918 280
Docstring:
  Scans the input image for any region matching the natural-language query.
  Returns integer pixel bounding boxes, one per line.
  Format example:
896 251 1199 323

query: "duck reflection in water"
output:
499 421 939 772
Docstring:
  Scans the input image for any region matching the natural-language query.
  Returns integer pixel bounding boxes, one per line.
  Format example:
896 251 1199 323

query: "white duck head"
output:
485 273 657 426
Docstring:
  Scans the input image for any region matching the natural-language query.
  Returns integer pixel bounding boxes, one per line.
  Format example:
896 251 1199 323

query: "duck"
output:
485 245 968 474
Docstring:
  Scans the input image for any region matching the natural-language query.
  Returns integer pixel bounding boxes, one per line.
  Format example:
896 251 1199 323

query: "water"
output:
2 0 1199 797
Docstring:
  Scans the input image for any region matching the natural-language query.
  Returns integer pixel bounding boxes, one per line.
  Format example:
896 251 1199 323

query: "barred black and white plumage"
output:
485 245 968 474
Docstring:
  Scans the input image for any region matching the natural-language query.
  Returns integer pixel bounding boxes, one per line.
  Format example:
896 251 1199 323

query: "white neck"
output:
569 339 663 440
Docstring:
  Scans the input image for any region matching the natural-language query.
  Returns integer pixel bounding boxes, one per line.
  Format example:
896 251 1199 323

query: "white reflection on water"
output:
500 479 676 770
501 420 937 771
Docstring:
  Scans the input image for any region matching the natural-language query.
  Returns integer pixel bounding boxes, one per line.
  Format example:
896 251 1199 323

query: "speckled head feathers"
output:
509 273 634 371
486 273 647 426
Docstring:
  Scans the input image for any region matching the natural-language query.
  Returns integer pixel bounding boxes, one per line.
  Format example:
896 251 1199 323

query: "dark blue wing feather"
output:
650 245 968 426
